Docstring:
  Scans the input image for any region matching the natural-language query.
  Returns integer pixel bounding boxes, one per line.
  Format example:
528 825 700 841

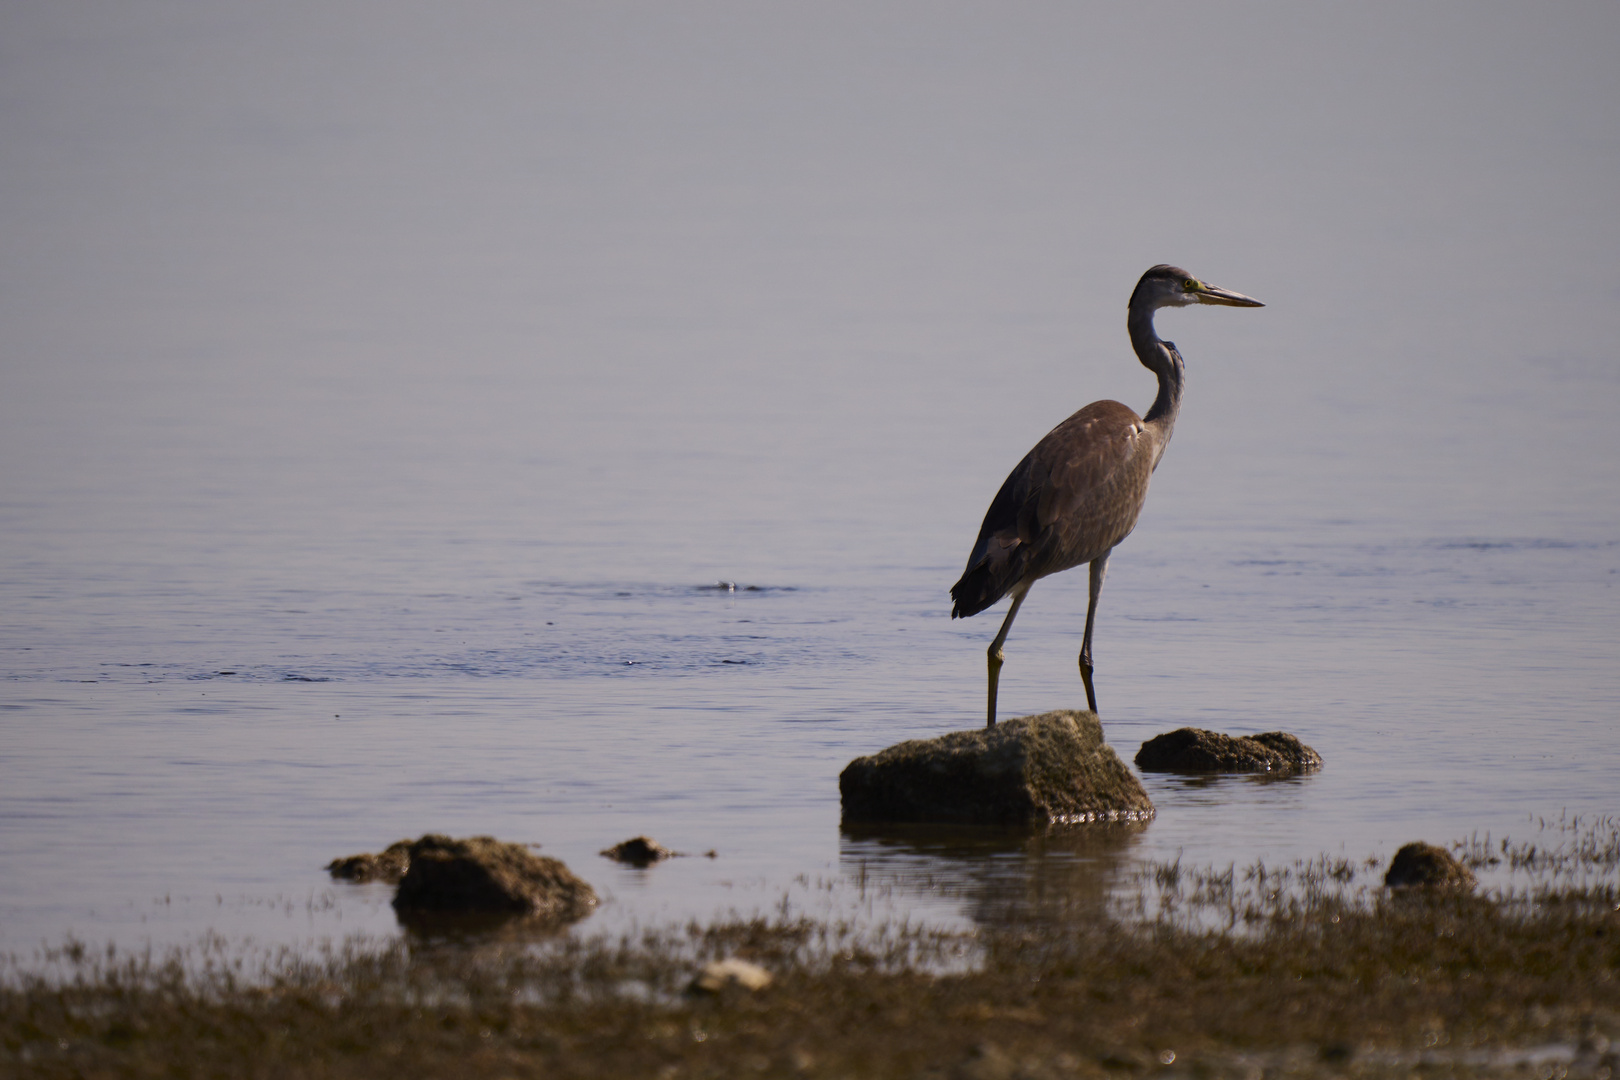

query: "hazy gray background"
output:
2 2 1617 949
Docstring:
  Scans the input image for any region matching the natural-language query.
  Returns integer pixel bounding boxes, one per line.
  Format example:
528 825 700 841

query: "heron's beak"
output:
1194 281 1264 307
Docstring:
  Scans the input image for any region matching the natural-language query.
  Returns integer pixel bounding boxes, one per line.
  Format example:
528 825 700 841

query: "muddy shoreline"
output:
5 822 1616 1079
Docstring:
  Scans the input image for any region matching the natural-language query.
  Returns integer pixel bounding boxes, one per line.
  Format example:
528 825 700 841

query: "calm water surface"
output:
2 2 1618 954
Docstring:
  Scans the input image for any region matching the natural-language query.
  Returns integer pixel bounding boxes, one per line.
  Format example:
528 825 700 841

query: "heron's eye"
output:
1182 278 1199 291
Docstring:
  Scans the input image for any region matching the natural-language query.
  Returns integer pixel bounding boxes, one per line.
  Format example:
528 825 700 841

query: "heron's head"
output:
1130 264 1264 311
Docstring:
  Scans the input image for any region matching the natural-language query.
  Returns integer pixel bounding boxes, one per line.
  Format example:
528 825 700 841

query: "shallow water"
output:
2 2 1618 954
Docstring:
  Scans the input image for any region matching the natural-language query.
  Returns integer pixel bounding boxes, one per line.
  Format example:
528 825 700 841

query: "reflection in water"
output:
1151 770 1323 792
840 821 1146 930
395 907 580 949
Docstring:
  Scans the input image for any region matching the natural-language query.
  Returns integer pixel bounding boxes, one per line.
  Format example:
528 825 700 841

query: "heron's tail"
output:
950 561 1007 619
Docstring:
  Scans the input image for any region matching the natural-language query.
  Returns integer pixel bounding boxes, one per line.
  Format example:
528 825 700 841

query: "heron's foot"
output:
987 647 1005 728
1079 654 1098 714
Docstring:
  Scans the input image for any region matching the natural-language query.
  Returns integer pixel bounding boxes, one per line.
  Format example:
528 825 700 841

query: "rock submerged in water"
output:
1384 842 1476 891
391 834 598 923
601 835 677 866
326 839 413 883
839 710 1153 826
1134 728 1322 774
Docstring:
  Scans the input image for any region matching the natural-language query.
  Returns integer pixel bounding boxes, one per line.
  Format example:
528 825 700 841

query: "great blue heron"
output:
950 264 1263 727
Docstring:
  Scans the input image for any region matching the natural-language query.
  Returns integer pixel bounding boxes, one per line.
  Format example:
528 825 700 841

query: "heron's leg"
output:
985 584 1031 728
1079 551 1112 714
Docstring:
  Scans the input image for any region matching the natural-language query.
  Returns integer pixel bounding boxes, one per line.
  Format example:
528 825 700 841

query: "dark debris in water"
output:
1434 537 1610 552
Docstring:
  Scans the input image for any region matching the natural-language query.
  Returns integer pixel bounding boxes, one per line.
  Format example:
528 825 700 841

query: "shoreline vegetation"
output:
4 818 1617 1079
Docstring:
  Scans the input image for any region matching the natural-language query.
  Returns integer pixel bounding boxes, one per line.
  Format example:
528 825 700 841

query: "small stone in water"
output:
601 836 677 867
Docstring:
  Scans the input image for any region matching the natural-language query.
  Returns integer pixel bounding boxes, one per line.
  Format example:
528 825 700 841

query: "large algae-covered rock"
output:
1135 728 1321 774
839 711 1153 826
391 835 597 923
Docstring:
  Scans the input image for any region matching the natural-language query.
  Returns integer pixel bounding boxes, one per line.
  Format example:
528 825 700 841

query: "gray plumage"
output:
950 264 1263 727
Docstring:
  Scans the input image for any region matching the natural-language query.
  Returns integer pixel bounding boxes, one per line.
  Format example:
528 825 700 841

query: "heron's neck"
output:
1129 305 1184 432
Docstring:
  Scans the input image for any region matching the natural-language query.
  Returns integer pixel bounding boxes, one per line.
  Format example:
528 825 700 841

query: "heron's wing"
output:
1027 399 1157 568
959 400 1157 598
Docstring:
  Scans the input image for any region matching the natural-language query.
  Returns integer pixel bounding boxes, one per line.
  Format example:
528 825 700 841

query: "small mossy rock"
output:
1384 842 1476 890
326 839 412 883
601 836 676 867
391 834 597 922
1134 728 1322 773
839 711 1153 826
